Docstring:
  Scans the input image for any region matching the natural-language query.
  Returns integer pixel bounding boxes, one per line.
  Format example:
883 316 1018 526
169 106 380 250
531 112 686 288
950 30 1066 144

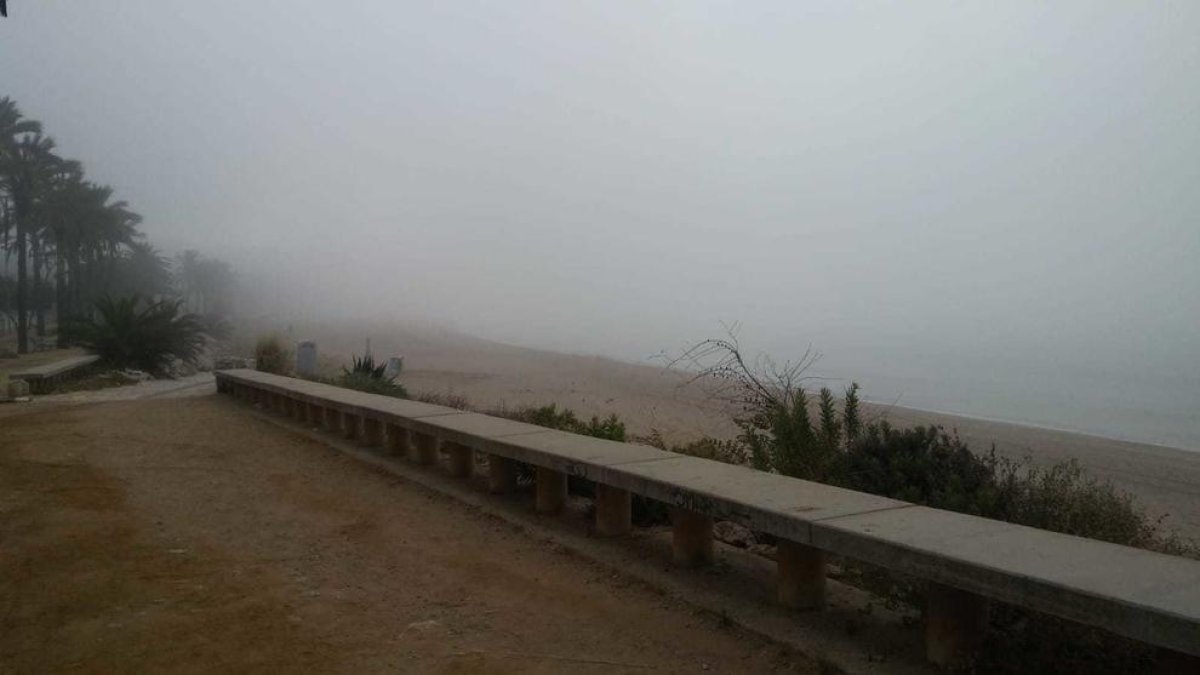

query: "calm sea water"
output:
810 353 1200 452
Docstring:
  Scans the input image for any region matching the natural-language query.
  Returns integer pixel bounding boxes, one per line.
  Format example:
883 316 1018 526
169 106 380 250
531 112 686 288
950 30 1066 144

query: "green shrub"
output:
336 371 409 398
254 334 291 375
637 429 747 465
67 295 205 375
836 423 1003 516
346 353 388 379
498 403 627 441
331 353 408 398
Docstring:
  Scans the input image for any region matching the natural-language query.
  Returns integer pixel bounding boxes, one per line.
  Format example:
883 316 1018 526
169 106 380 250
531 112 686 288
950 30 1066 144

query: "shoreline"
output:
865 398 1199 455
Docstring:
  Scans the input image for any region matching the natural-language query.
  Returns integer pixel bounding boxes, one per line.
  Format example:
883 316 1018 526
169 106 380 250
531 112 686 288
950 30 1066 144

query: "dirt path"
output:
0 397 814 674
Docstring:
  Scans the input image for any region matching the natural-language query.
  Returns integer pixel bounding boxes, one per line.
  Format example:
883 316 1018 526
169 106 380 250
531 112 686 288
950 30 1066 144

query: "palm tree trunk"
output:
55 235 67 347
70 244 82 320
33 236 46 338
15 221 28 354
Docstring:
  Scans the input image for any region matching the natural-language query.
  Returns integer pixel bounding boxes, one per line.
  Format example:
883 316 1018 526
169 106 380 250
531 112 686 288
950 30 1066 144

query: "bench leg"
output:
488 456 518 494
445 441 473 477
535 467 568 514
671 507 714 567
322 407 339 432
777 540 825 609
595 484 632 536
341 412 360 440
308 403 323 426
360 417 383 447
386 425 409 456
925 583 988 668
413 433 438 465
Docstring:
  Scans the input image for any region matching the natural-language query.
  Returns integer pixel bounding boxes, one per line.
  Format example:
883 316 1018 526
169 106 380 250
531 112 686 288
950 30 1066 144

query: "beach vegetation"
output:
67 295 205 375
254 333 291 375
414 390 473 410
336 353 408 398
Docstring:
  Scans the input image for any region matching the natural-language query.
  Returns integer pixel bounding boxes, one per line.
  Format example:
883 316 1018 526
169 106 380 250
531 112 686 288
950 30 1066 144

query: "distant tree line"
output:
0 95 233 353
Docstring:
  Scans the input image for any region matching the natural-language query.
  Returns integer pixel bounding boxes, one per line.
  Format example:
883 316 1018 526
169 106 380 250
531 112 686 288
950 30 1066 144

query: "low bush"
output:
67 295 206 375
414 390 473 410
335 353 408 398
498 403 627 442
254 334 291 375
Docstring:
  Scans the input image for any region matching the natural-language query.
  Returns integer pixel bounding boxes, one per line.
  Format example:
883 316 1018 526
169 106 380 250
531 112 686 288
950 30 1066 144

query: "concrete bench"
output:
9 355 100 393
214 369 1200 666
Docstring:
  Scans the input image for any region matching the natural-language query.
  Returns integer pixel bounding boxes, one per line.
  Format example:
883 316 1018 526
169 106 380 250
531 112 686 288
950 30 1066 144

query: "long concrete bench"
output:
9 354 100 393
214 369 1200 667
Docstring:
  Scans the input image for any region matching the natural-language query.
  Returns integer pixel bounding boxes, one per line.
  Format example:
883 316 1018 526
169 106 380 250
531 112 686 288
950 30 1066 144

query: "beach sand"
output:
276 320 1200 541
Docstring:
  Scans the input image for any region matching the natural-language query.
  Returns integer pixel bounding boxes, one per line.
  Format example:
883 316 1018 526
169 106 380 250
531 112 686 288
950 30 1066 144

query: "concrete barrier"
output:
215 369 1200 666
10 354 100 393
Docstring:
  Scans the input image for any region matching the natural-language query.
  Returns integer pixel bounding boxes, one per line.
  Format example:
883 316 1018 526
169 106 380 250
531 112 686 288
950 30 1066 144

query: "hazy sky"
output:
2 2 1197 392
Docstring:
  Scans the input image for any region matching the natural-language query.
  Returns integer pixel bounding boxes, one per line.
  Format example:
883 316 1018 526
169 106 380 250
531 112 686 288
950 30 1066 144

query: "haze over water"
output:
3 3 1196 449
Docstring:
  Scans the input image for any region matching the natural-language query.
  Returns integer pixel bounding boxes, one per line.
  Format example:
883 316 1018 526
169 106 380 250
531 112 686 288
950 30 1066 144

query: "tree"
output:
0 97 45 353
0 132 59 353
69 295 206 375
1 95 234 351
175 249 234 317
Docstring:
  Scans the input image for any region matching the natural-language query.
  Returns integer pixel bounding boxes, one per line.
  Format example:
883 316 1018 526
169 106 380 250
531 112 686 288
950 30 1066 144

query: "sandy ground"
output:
288 322 1200 542
0 396 816 674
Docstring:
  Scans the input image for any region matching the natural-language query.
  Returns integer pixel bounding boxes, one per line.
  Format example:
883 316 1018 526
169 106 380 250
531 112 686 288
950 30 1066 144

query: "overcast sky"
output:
2 2 1197 393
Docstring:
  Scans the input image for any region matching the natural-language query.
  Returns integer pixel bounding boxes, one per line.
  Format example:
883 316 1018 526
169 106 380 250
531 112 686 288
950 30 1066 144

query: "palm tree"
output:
0 132 59 353
0 97 43 352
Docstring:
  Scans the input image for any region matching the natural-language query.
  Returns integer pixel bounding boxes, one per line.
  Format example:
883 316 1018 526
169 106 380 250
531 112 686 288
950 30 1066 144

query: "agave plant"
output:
68 295 206 375
336 353 407 398
345 354 391 381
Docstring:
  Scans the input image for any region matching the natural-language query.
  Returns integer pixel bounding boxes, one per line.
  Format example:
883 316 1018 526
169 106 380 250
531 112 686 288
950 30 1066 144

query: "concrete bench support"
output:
595 484 632 536
777 540 826 609
341 412 360 440
924 583 989 668
671 507 714 567
322 407 339 432
413 432 438 465
676 506 710 564
488 455 518 493
360 417 383 447
307 403 323 426
535 467 568 514
387 424 409 456
445 441 473 477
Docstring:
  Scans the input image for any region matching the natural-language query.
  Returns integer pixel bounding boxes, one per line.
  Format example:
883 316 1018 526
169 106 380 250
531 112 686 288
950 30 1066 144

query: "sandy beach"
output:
272 320 1200 542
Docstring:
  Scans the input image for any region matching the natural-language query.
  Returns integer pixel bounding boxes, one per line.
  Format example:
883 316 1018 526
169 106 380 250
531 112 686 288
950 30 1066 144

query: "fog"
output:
3 2 1197 433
